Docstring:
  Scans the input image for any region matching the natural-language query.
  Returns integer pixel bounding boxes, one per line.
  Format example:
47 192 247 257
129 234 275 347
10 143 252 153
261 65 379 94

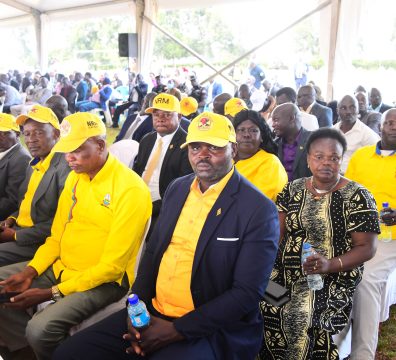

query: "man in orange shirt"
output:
53 112 279 360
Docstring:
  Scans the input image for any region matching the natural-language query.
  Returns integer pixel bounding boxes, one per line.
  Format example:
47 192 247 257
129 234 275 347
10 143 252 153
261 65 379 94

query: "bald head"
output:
272 103 301 138
45 95 69 123
213 93 232 115
338 95 358 124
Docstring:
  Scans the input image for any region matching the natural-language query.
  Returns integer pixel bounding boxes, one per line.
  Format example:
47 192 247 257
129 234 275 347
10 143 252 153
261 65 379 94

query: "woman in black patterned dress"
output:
259 128 380 360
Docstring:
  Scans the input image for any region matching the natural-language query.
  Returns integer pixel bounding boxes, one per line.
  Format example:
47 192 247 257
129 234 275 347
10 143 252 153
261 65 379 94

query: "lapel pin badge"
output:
216 208 222 216
169 144 174 149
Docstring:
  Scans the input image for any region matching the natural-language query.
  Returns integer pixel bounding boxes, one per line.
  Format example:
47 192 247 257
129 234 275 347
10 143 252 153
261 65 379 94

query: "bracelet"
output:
51 285 63 302
337 257 343 271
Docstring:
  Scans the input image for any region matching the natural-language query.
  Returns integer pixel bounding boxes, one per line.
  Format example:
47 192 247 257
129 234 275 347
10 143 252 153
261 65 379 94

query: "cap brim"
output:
16 114 60 130
180 137 230 149
15 114 29 125
52 137 86 153
0 126 19 132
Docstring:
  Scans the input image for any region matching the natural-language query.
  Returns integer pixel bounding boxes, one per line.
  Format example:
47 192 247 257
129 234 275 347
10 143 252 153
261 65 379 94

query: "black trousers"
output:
112 102 139 126
52 308 216 360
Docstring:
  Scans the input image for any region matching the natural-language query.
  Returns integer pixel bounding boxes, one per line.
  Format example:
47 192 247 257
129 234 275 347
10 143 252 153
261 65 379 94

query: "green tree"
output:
154 9 245 63
48 16 133 70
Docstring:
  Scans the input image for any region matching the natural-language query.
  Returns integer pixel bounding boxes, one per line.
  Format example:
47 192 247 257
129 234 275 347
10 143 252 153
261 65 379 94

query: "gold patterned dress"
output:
259 178 380 360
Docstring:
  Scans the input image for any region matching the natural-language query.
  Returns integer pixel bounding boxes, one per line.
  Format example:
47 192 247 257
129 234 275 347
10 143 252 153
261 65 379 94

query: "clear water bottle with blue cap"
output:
301 242 324 291
127 294 150 329
379 202 392 243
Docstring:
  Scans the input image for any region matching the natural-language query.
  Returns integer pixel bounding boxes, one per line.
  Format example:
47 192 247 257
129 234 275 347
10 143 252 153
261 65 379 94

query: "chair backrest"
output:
109 140 139 169
36 218 151 336
69 217 151 335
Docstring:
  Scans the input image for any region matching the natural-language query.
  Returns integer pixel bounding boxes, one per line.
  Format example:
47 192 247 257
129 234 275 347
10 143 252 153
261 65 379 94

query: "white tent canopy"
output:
0 0 371 99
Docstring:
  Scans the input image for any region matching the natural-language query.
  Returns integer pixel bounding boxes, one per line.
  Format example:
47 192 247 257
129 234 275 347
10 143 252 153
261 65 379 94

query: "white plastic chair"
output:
109 140 139 169
90 99 112 127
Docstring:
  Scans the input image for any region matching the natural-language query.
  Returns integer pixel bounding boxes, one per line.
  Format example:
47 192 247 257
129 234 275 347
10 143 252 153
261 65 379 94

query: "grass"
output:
376 305 396 360
106 126 119 145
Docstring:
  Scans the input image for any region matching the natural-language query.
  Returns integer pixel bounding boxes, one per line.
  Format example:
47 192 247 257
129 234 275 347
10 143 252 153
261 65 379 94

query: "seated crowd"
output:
0 68 395 360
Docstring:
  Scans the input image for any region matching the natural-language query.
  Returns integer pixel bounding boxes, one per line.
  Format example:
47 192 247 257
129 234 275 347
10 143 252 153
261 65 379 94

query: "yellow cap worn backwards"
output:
180 97 198 116
52 112 106 153
224 98 248 117
16 104 60 130
0 113 20 132
181 112 236 149
146 93 180 114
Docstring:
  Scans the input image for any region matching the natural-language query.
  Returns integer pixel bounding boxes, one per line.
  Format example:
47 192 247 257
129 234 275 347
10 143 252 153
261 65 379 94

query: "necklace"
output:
310 176 341 200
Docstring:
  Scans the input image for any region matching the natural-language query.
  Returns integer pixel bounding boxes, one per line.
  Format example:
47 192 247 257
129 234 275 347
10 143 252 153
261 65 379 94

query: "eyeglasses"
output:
235 127 260 135
152 111 174 119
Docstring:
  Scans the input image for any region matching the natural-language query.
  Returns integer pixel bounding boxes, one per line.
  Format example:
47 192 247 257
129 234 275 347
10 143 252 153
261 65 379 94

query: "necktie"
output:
143 138 163 184
124 115 143 139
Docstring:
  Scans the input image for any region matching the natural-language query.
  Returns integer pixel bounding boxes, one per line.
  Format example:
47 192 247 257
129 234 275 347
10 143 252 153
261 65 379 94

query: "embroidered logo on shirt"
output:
216 208 222 216
198 117 211 130
102 193 111 207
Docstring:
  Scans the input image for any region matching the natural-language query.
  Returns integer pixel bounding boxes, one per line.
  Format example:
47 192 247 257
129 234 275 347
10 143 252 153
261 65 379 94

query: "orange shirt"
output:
152 168 234 317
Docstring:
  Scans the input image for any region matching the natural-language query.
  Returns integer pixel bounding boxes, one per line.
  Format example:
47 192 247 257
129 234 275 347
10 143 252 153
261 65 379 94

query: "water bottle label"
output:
131 311 150 328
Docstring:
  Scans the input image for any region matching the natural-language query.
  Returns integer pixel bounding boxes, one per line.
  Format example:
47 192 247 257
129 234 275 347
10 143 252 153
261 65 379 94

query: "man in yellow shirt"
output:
0 105 70 266
345 108 396 359
0 112 152 360
52 112 279 360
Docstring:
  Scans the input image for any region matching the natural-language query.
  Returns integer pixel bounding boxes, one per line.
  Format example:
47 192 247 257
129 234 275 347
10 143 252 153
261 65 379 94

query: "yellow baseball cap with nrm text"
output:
180 97 198 116
52 112 106 153
181 112 236 149
16 104 60 130
224 98 248 117
146 93 180 114
0 113 20 132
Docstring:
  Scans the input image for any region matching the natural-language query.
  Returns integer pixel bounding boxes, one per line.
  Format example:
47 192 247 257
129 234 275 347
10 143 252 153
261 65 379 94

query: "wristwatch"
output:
51 285 63 302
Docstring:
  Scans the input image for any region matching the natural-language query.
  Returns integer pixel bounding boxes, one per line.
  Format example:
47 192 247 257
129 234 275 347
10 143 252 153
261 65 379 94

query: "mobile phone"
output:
0 292 20 303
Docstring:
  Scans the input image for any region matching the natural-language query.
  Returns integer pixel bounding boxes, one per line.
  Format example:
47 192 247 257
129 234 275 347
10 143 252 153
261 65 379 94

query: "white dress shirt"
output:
334 120 380 174
142 129 178 202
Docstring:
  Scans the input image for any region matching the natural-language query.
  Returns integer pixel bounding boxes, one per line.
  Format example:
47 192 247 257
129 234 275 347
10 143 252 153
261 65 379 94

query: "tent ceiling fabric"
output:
0 0 134 20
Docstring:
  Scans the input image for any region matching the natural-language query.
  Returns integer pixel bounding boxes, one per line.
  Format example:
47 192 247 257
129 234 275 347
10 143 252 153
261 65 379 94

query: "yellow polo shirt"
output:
29 154 152 295
16 153 55 228
235 149 287 201
345 144 396 239
152 168 234 317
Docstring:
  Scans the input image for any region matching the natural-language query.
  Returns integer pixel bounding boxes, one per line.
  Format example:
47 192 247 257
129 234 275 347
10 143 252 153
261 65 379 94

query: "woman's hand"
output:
303 253 331 274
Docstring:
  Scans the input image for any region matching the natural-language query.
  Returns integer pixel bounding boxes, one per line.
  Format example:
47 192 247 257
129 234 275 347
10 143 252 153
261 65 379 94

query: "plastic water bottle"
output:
127 294 150 329
301 243 324 291
379 202 392 243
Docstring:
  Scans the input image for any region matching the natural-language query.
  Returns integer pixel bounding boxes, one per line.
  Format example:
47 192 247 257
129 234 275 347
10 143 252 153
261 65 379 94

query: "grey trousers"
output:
0 261 128 360
0 241 41 267
351 240 396 360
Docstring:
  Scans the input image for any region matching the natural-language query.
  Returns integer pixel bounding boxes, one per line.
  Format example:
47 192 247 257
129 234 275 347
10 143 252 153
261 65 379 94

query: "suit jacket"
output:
310 102 333 127
379 103 393 114
277 128 312 180
115 114 153 143
133 171 279 360
133 127 193 200
12 152 71 246
0 143 31 220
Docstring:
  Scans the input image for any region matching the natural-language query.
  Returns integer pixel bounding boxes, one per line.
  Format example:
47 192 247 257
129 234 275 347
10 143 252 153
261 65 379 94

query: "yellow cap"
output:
181 112 236 149
0 113 20 132
52 112 106 153
16 104 60 130
180 97 198 116
224 98 248 117
146 93 180 114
